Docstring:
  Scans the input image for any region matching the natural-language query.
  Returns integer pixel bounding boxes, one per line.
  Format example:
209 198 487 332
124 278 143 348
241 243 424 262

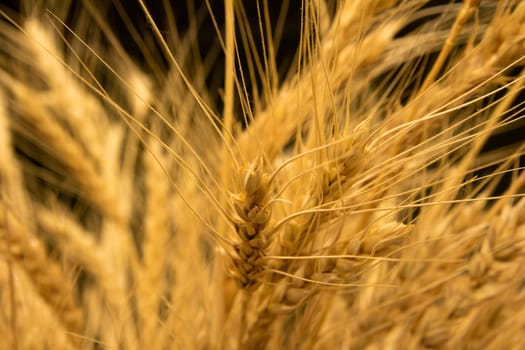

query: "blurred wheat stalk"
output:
0 0 524 349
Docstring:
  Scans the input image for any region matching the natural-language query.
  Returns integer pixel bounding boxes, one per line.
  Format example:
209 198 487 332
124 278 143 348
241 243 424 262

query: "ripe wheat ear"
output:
0 0 525 349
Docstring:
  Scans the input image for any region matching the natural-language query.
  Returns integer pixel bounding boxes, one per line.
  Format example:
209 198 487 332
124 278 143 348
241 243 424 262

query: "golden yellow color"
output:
0 0 524 349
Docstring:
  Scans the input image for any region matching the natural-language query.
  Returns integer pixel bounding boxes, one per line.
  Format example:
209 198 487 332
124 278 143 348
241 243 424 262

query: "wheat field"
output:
0 0 524 349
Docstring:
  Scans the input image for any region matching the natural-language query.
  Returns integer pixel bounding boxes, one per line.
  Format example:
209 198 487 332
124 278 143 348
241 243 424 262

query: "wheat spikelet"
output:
136 133 171 348
1 91 83 343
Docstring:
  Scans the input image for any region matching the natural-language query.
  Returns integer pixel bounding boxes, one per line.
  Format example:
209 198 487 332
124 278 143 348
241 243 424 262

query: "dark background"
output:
1 0 523 195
